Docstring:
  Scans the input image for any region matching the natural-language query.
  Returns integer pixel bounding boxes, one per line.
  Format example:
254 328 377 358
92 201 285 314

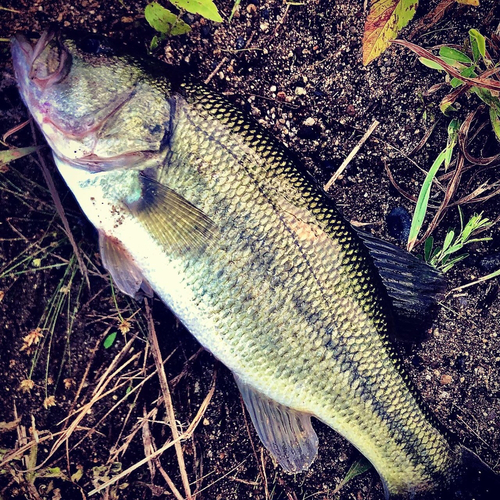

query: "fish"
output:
11 31 499 499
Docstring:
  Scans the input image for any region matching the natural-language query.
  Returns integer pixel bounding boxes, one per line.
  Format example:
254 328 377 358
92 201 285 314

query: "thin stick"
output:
145 300 193 500
88 367 217 496
30 122 90 289
449 268 500 293
324 119 379 191
205 57 229 85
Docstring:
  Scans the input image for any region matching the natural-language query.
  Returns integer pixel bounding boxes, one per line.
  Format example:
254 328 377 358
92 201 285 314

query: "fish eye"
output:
77 36 110 55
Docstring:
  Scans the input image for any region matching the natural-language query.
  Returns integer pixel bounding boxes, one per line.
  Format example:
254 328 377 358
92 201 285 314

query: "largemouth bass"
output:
11 31 499 499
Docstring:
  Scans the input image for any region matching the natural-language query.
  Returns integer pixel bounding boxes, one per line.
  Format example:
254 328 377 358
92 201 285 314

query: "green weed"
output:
395 30 500 141
145 0 222 47
423 208 493 273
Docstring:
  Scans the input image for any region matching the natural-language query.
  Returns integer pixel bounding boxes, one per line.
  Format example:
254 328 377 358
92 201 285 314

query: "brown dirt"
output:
1 1 499 500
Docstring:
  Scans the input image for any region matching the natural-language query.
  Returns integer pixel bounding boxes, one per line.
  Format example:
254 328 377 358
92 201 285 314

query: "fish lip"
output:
12 30 72 92
54 151 150 173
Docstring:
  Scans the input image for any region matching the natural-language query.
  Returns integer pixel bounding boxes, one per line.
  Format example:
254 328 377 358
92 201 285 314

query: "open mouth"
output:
13 31 72 91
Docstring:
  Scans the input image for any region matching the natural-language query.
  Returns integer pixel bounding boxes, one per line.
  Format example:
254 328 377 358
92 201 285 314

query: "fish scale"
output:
146 81 458 493
11 31 498 499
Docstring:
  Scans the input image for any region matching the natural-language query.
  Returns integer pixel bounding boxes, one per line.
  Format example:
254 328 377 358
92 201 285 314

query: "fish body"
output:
11 32 498 498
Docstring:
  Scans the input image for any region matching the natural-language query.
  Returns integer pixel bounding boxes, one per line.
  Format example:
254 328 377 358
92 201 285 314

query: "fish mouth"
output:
12 31 141 170
12 31 72 91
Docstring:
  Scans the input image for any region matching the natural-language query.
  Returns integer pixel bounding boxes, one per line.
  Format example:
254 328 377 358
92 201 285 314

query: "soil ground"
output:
0 1 499 500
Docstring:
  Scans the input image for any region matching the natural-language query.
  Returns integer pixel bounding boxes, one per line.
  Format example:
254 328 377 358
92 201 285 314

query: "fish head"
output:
11 31 174 171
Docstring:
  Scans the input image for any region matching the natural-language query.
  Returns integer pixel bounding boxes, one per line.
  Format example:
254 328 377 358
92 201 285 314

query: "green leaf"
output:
444 243 464 255
362 0 419 65
407 149 447 251
150 34 160 51
103 332 117 349
430 245 442 262
461 66 478 78
145 2 191 36
444 118 460 169
170 0 223 22
71 467 84 482
441 230 455 254
419 57 445 71
469 29 486 62
442 253 468 272
439 47 472 64
489 107 500 142
424 236 434 262
0 146 43 169
450 77 464 88
228 0 240 23
332 456 372 494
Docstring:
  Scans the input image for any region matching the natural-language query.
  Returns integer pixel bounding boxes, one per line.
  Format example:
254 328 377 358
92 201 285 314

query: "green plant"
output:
145 0 222 48
331 456 372 495
407 119 460 252
423 208 493 272
394 30 500 141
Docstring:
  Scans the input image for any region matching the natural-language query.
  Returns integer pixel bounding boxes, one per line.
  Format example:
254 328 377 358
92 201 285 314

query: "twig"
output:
383 160 418 202
30 122 90 290
324 119 379 191
88 366 217 496
145 300 193 500
449 268 500 293
204 57 229 85
2 118 31 144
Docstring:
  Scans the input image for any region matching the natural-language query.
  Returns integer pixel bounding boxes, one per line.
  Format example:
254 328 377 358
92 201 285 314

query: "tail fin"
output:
387 447 499 500
453 446 500 499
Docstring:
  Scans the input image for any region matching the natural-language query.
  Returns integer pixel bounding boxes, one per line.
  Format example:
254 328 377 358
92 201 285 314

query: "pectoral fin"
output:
234 376 318 473
126 172 216 254
99 232 153 299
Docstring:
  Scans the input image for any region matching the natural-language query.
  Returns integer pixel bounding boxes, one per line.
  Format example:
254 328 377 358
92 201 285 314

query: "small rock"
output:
270 85 277 93
386 206 411 243
295 87 307 96
440 374 453 385
235 36 245 50
478 252 500 273
247 3 257 15
303 117 316 127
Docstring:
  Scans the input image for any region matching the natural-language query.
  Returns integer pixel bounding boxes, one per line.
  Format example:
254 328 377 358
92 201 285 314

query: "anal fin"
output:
234 376 318 473
99 232 153 299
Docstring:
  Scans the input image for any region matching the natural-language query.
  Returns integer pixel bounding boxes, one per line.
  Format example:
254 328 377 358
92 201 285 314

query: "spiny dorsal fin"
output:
126 172 217 255
99 232 153 299
234 375 318 474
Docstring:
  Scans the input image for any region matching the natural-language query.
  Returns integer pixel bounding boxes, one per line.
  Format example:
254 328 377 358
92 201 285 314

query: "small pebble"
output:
386 206 411 243
295 87 307 96
200 24 211 37
235 36 245 50
440 374 453 385
478 252 500 273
